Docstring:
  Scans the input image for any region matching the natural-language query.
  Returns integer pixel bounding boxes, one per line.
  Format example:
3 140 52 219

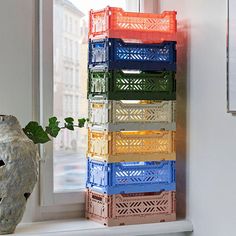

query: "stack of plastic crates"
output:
86 6 177 226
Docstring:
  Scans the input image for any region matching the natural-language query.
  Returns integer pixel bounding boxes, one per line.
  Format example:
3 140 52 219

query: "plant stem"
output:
60 124 84 129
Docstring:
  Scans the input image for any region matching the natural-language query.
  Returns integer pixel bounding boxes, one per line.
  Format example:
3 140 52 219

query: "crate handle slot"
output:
92 195 103 201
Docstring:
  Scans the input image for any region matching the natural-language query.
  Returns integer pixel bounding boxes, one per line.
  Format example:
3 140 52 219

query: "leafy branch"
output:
22 117 88 144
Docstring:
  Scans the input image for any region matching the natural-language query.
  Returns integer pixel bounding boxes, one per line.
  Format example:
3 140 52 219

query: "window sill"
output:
14 219 193 236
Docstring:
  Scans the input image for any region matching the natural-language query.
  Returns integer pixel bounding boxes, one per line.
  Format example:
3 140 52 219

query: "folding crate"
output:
87 130 176 162
86 189 176 226
88 100 176 131
86 159 176 194
88 70 176 100
89 7 177 43
88 38 176 71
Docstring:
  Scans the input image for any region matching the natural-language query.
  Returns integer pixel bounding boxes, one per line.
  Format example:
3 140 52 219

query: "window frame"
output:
39 0 86 206
39 0 156 207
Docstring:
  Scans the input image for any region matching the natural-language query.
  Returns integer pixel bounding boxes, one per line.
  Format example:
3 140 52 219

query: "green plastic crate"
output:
88 70 176 100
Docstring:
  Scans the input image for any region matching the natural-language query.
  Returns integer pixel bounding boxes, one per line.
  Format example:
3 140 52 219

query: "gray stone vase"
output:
0 115 39 234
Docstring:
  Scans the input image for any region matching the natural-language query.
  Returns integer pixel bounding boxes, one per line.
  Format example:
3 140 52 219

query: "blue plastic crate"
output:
88 38 176 71
86 159 176 194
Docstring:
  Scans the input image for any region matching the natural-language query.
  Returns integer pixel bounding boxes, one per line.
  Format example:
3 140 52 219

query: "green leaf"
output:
65 123 74 130
65 117 74 124
45 116 60 138
65 117 74 130
49 117 57 123
78 118 86 128
23 121 50 144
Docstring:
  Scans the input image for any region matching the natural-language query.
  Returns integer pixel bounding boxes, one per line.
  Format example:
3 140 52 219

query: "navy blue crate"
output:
88 38 176 71
86 159 176 195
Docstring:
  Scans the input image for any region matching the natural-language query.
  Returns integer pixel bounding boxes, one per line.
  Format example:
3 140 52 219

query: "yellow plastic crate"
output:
87 129 176 162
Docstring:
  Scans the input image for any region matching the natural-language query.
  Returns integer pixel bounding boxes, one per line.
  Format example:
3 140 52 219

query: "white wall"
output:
159 0 236 236
0 0 34 125
0 0 39 222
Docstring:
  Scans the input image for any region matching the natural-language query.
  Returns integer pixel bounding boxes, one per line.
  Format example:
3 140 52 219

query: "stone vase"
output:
0 115 39 234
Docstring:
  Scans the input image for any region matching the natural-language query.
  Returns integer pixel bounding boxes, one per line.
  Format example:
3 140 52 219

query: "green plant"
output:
23 117 88 144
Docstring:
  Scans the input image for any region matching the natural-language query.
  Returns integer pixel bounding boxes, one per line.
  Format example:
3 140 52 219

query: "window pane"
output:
53 0 127 192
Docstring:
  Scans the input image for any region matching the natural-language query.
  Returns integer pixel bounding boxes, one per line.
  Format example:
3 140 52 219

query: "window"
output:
75 95 79 113
75 69 79 88
63 37 67 57
64 14 68 32
68 39 72 58
75 41 78 60
75 20 79 35
40 0 144 208
64 67 68 86
69 17 72 33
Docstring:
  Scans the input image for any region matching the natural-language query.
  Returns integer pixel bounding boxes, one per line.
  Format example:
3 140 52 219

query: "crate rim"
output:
89 6 177 16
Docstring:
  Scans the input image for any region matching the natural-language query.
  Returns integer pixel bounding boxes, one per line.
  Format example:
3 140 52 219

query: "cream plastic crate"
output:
87 129 176 162
86 189 176 226
88 100 176 131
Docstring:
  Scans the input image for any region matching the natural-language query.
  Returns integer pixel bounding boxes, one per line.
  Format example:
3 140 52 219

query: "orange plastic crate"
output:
89 7 177 43
86 189 176 226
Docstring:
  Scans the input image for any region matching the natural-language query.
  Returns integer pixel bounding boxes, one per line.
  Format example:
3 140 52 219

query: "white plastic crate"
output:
88 100 176 131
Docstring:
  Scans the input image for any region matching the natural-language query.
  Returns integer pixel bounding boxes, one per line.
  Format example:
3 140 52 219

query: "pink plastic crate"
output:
89 7 177 43
86 189 176 226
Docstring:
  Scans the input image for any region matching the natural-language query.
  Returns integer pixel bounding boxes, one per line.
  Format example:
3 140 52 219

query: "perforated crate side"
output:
88 39 177 71
88 99 110 128
112 100 176 124
112 130 175 155
88 129 109 159
87 130 176 161
88 70 110 96
88 70 176 100
87 130 176 162
89 7 177 43
86 159 176 194
86 189 176 226
88 100 176 131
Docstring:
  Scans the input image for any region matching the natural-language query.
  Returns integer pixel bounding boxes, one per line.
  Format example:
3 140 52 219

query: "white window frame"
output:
39 0 157 207
40 0 84 206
